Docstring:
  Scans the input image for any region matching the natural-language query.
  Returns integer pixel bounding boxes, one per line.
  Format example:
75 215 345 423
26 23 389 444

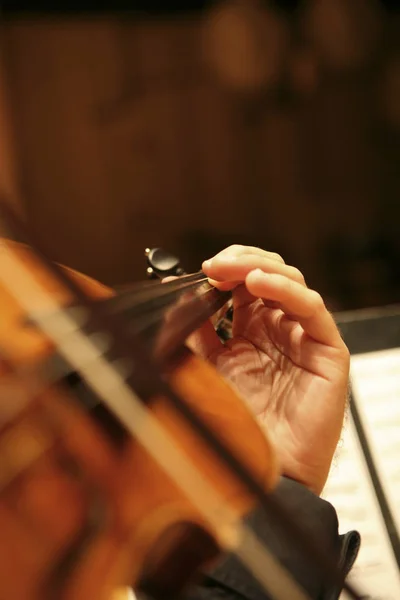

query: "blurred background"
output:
0 0 399 310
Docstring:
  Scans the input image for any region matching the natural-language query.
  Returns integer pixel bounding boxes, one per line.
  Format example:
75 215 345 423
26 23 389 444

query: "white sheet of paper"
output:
350 348 400 534
323 348 400 599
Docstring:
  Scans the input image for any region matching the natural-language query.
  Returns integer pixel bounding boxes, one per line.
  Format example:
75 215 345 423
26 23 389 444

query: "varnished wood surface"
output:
0 240 278 599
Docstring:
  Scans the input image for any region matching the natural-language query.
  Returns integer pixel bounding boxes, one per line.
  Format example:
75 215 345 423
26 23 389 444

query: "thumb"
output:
163 275 224 361
187 320 223 362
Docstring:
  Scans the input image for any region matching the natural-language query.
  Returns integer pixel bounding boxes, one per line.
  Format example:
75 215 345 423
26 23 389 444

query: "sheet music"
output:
351 348 400 535
323 348 400 599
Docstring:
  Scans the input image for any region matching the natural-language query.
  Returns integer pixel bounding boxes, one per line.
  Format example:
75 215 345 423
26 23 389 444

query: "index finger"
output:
203 254 306 287
204 245 285 266
246 270 343 347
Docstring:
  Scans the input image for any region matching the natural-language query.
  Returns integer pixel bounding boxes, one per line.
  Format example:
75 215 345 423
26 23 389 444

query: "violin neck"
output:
101 275 231 362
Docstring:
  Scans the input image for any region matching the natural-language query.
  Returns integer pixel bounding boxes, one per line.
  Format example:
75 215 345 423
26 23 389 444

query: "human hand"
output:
190 245 350 495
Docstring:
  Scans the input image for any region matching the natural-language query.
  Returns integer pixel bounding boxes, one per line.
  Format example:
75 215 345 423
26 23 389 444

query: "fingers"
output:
205 244 285 265
202 246 305 292
202 243 309 317
204 255 305 288
201 243 341 347
245 269 342 347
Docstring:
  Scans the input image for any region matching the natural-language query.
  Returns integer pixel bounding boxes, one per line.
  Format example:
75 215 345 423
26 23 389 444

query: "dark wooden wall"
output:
1 11 399 308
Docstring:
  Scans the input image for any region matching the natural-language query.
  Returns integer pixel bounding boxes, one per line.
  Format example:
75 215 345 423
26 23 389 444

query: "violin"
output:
0 237 279 600
0 208 363 600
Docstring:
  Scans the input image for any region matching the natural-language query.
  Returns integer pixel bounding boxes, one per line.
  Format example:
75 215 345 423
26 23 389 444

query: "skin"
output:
188 245 350 496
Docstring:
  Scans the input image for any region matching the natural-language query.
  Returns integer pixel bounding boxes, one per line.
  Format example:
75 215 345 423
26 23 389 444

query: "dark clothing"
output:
185 478 360 600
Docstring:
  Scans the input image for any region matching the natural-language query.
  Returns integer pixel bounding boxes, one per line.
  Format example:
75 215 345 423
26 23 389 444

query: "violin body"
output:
0 240 278 599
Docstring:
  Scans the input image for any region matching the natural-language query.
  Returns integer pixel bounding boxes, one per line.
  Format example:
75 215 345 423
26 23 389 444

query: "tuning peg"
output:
144 248 184 279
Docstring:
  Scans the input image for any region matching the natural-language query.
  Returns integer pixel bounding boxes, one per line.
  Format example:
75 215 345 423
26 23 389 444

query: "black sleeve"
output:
184 477 360 600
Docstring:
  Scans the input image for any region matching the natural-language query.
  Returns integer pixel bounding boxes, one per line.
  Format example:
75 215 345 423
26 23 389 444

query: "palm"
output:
206 297 348 494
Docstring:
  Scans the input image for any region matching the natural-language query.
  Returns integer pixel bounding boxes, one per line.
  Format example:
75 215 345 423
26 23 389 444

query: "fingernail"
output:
210 255 237 268
202 259 212 270
253 268 269 279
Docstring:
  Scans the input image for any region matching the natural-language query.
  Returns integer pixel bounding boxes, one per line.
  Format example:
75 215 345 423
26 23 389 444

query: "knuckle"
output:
213 245 243 261
226 244 243 253
337 340 350 361
334 343 351 372
269 251 285 263
279 275 293 292
342 346 351 365
309 290 325 312
289 266 305 284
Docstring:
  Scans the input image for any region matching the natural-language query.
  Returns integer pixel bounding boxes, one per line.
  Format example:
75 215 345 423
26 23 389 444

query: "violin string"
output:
28 272 212 339
0 201 362 600
108 286 230 359
102 273 210 317
26 285 227 390
111 272 207 305
0 238 311 600
110 271 208 304
103 282 191 323
153 287 231 361
27 282 226 362
118 270 206 294
33 284 229 399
